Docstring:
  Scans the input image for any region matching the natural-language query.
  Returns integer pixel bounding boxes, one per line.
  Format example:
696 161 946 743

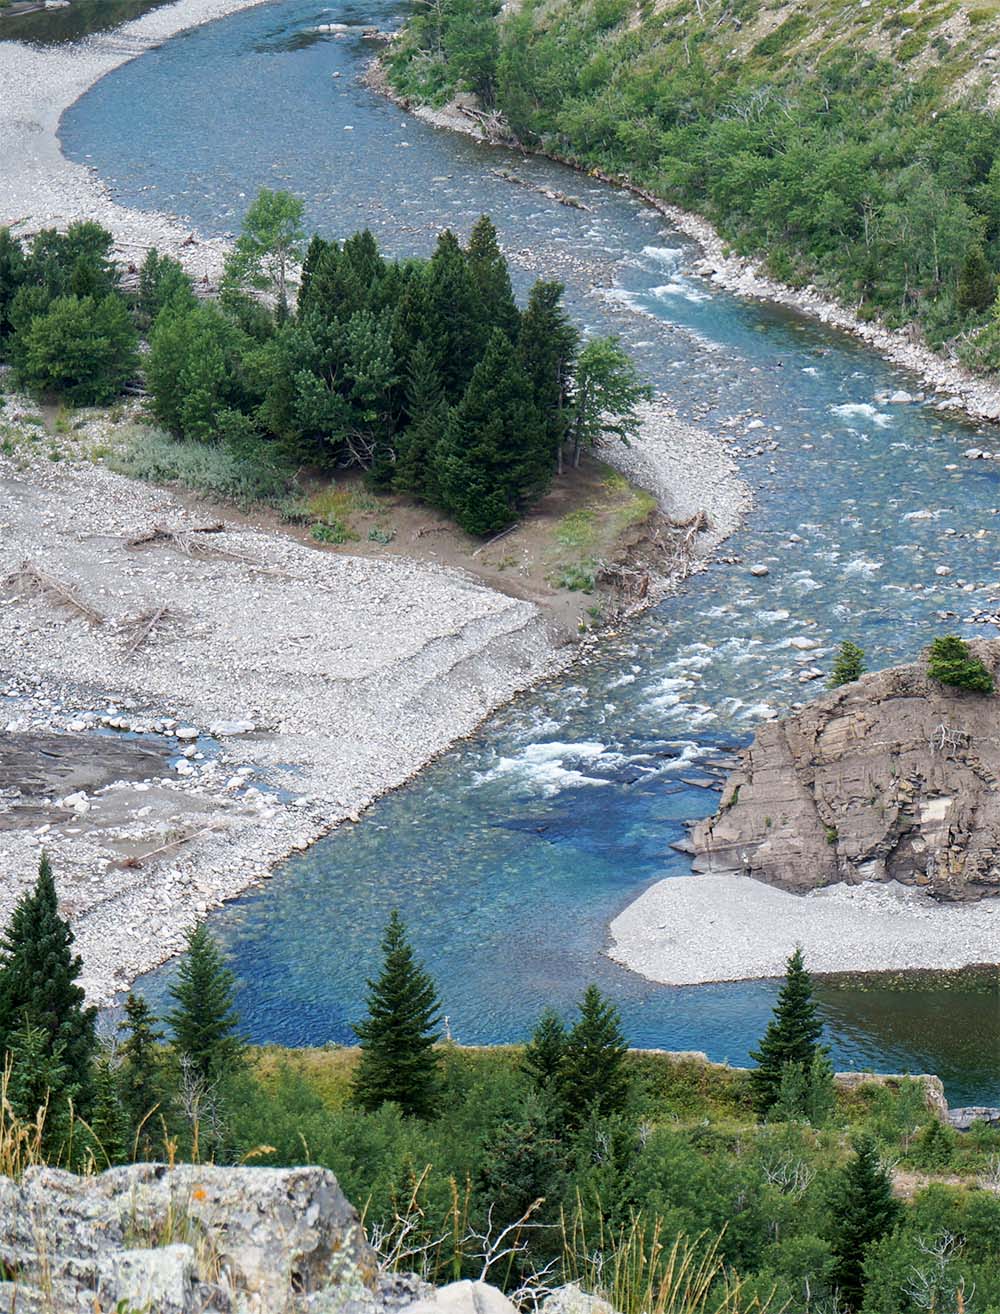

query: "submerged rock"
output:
691 639 1000 901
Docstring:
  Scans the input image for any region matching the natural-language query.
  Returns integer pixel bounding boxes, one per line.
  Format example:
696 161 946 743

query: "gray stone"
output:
403 1281 519 1314
0 1164 375 1314
209 720 256 736
544 1285 618 1314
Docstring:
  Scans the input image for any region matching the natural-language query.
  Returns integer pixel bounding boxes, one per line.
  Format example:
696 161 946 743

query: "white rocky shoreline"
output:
608 873 1000 985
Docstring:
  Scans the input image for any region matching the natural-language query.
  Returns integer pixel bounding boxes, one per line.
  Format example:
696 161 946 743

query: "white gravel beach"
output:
608 874 1000 984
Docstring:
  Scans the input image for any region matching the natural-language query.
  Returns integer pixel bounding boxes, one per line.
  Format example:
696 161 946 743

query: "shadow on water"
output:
59 0 1000 1101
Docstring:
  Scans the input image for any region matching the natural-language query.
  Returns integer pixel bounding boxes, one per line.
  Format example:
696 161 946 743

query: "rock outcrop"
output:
692 640 1000 900
0 1163 377 1313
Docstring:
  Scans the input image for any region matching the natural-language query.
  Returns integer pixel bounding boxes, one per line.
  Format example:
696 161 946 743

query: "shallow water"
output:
61 0 1000 1101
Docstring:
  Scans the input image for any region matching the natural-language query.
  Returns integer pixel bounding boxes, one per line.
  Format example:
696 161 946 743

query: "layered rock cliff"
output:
691 641 1000 901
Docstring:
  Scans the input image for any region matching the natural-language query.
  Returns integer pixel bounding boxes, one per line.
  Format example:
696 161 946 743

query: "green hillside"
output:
387 0 1000 367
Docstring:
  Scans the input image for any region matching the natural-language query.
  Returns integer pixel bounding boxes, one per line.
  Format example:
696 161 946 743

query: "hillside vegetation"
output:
387 0 1000 367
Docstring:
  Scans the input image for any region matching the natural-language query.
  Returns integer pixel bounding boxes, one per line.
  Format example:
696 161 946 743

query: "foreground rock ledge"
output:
0 1163 375 1314
692 639 1000 901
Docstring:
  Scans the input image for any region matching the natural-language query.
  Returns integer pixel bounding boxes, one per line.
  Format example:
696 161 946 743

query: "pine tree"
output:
829 1134 899 1310
118 992 164 1153
926 634 995 693
749 947 825 1116
829 640 866 688
957 241 995 315
167 925 244 1088
560 985 630 1128
394 342 449 502
435 328 548 534
518 280 579 475
5 1019 75 1157
297 234 331 318
466 215 519 341
423 230 487 402
89 1049 129 1167
522 1008 567 1097
0 853 96 1113
352 911 442 1118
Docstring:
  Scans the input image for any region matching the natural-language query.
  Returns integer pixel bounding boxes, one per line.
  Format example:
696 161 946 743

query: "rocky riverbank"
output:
371 62 1000 429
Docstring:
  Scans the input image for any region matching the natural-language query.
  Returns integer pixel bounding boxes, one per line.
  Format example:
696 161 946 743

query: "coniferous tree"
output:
829 1134 899 1310
352 911 442 1118
167 925 244 1088
0 853 96 1113
958 241 995 314
394 341 449 502
926 634 995 692
424 229 487 402
5 1019 75 1155
560 985 630 1128
118 992 164 1152
829 640 866 688
522 1007 567 1098
436 328 548 534
297 234 331 318
466 215 519 341
518 280 579 475
89 1049 129 1166
749 947 825 1116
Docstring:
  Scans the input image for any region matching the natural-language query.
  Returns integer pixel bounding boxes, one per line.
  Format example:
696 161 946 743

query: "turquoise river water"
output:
51 0 1000 1101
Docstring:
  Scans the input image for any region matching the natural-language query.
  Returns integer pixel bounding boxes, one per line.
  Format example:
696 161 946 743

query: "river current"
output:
56 0 1000 1101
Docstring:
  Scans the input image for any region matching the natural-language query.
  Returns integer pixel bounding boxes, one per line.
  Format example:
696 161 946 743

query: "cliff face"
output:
691 641 1000 901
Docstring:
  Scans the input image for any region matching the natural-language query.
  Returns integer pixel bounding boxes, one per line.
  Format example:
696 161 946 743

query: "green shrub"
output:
13 294 138 404
926 635 995 693
109 426 293 507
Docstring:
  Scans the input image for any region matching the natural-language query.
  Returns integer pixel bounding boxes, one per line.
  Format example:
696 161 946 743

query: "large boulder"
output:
0 1163 376 1313
691 640 1000 900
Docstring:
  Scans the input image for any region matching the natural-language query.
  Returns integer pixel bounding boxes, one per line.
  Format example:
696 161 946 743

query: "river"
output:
56 0 1000 1102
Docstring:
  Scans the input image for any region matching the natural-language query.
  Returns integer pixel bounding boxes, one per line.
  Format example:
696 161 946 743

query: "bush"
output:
109 426 293 507
926 635 994 693
13 294 138 404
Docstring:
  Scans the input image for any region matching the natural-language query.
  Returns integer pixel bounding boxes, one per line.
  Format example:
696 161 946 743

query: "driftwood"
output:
489 167 594 212
2 561 104 625
125 522 254 564
117 604 187 658
472 522 520 557
119 822 223 869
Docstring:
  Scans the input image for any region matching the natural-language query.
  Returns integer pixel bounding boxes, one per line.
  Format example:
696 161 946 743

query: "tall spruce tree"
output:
518 280 579 475
424 230 487 402
167 925 244 1087
394 341 449 502
352 911 442 1118
829 1134 899 1310
118 992 164 1152
466 215 519 341
436 328 548 534
297 234 331 318
829 640 866 688
5 1019 76 1156
560 985 630 1128
522 1007 567 1098
89 1049 129 1167
749 947 825 1116
0 853 96 1113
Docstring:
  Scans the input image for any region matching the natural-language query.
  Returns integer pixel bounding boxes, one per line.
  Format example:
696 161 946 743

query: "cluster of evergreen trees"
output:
0 198 648 537
2 862 979 1311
